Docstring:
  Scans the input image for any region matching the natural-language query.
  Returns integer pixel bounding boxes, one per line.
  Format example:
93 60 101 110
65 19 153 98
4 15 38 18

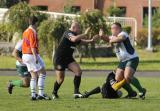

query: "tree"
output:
63 0 80 14
4 2 48 34
143 8 160 28
76 9 109 62
0 0 27 8
38 17 69 58
107 6 125 17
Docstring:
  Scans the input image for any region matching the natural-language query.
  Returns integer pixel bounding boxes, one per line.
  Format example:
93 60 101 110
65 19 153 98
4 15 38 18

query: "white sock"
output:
38 74 46 96
30 78 37 97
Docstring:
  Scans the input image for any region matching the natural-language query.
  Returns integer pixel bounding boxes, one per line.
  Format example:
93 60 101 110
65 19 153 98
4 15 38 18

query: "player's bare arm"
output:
99 29 109 42
12 48 23 63
109 35 126 44
80 35 99 44
69 27 90 42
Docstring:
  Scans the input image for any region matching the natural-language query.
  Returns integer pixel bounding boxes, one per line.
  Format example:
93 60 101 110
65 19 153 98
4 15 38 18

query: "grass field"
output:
0 49 160 70
0 76 160 111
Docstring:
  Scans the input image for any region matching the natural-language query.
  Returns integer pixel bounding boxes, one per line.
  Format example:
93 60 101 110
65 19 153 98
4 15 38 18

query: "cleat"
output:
52 93 59 100
139 88 146 100
124 91 137 99
7 80 14 94
82 91 89 98
73 92 83 99
31 96 37 101
36 94 51 100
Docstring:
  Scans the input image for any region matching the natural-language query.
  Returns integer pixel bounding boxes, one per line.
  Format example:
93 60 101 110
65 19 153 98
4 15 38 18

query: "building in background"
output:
28 0 160 29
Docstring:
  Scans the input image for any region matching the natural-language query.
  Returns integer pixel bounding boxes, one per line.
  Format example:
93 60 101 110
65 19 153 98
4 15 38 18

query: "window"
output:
71 6 81 13
118 7 126 17
34 6 48 11
143 7 158 19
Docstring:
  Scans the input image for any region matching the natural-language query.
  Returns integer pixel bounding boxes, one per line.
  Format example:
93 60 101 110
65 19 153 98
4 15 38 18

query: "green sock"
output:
11 80 23 87
123 83 134 94
130 77 143 92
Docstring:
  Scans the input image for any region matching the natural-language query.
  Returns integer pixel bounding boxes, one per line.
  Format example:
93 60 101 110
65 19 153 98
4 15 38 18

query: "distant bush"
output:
123 26 131 34
137 28 160 48
0 23 14 42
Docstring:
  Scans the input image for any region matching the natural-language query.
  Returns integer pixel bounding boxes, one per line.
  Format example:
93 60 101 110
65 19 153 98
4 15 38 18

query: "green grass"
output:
0 76 160 111
0 49 160 70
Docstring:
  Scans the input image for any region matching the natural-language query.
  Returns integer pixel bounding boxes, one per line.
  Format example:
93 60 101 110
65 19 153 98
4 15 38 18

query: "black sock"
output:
74 75 81 94
53 81 61 95
86 86 101 97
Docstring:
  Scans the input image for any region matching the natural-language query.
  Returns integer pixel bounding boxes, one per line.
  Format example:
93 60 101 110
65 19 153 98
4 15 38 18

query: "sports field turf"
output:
0 76 160 111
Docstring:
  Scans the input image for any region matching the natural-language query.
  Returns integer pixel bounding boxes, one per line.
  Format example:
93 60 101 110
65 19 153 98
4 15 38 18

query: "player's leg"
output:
125 57 146 99
82 86 101 98
68 62 82 98
123 83 137 98
30 71 38 100
52 70 65 99
35 55 51 100
7 66 30 94
112 68 126 91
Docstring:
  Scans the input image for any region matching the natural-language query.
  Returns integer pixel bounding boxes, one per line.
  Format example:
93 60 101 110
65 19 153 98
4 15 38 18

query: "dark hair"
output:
112 22 122 28
29 16 38 25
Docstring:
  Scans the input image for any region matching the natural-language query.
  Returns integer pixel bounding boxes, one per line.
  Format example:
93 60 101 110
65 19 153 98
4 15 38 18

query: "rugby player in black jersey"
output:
52 21 98 99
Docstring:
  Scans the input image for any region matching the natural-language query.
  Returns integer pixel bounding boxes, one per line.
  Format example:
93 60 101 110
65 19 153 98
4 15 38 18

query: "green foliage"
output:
107 6 125 17
143 8 160 28
0 0 23 8
63 0 79 14
79 10 108 37
76 10 109 60
38 17 69 58
123 26 131 34
137 28 160 48
0 23 15 42
4 2 48 33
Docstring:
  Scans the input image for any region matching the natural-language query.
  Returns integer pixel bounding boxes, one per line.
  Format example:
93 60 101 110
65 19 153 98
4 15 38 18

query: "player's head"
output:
111 22 122 36
29 16 38 27
70 21 81 34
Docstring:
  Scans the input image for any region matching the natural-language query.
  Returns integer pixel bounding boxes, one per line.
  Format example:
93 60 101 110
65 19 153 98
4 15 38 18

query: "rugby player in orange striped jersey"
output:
22 16 50 101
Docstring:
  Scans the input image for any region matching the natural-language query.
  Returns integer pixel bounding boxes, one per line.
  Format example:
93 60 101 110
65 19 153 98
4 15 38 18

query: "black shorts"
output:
53 56 75 71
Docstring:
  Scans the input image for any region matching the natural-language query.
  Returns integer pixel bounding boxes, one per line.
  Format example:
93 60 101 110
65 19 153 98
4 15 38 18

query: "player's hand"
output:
84 27 91 35
91 35 99 42
109 40 114 46
18 58 23 64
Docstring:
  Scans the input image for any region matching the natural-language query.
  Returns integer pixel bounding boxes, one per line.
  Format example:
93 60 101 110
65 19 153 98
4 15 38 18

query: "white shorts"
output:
22 54 45 72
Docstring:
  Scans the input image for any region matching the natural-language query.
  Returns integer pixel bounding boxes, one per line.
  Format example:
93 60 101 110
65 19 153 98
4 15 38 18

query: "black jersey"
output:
101 72 120 98
55 30 81 57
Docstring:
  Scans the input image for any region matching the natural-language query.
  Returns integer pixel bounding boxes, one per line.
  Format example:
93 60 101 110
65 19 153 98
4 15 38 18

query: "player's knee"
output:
57 76 64 84
115 75 123 81
39 67 46 75
124 75 131 83
76 70 82 76
23 81 30 87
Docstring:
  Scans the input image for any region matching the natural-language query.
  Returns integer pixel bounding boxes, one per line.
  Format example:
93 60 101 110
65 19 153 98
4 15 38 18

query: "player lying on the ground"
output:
82 71 143 99
82 71 122 99
98 22 146 99
8 40 31 94
52 21 98 99
22 16 50 101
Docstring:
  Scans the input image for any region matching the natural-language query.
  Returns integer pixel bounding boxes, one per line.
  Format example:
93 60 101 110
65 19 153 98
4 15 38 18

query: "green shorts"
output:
118 57 139 71
16 65 30 77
